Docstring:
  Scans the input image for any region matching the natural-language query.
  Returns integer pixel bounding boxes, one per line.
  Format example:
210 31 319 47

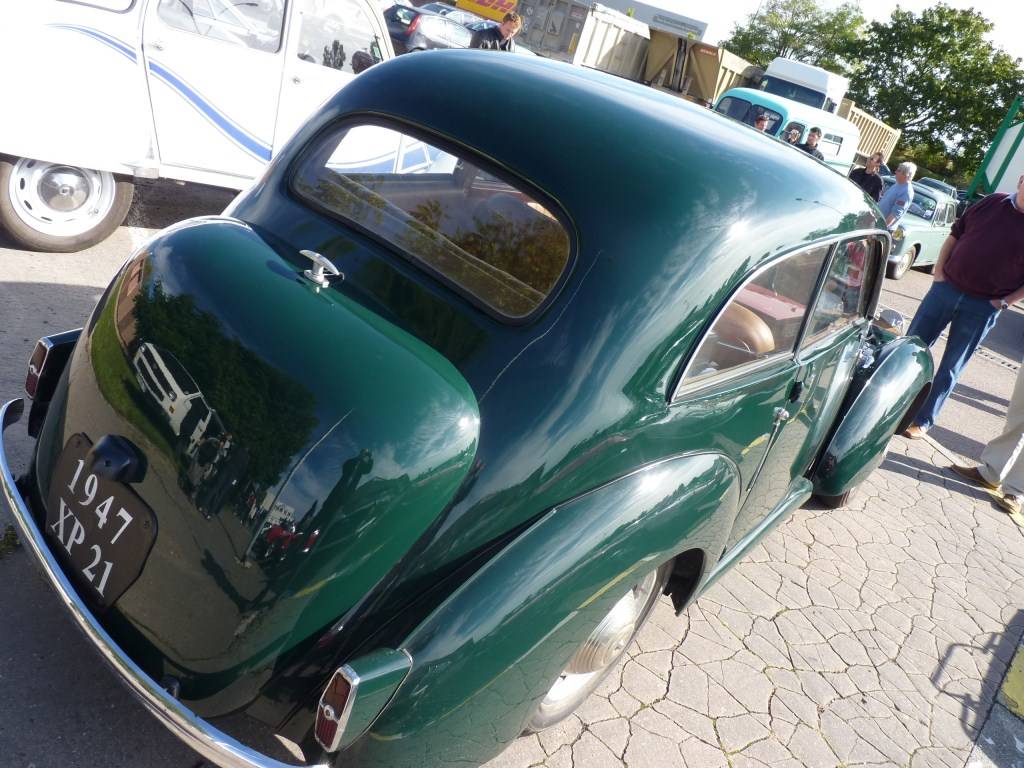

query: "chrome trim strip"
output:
0 399 326 768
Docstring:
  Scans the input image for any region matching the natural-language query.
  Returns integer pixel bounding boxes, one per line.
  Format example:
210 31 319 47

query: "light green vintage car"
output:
883 176 959 280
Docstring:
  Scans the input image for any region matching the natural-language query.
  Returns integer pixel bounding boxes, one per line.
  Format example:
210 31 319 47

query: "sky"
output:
670 1 1024 62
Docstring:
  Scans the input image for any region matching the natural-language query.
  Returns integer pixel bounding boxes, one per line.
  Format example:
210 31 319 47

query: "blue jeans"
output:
907 280 1001 430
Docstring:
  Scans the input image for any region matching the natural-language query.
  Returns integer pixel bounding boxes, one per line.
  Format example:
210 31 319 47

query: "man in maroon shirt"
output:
902 174 1024 438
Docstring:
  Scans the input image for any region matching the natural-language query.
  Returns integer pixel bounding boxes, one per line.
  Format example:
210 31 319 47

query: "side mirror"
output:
875 308 906 336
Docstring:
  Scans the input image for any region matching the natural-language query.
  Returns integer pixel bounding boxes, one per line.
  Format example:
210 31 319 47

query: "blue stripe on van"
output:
48 24 272 163
49 24 137 62
147 60 272 161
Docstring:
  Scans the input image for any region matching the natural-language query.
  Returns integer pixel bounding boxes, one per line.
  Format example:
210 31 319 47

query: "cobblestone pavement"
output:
484 434 1024 768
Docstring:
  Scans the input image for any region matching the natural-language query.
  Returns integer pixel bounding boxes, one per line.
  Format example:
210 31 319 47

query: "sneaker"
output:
996 494 1022 515
901 424 928 440
950 464 1000 491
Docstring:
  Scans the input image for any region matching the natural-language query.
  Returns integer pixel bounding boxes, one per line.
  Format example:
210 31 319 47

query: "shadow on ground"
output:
938 608 1024 747
125 180 238 231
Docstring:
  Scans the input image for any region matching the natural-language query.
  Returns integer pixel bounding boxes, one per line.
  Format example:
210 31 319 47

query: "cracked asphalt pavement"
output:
2 184 1024 767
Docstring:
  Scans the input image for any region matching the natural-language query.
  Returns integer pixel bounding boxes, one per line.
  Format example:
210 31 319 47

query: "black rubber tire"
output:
815 488 853 509
523 561 672 734
885 246 916 280
0 157 134 252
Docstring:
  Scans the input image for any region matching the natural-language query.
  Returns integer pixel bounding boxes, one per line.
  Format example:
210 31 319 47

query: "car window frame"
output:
670 230 889 402
797 234 886 357
287 114 578 325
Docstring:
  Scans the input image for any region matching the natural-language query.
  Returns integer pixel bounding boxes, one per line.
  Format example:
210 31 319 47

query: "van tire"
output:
0 157 134 252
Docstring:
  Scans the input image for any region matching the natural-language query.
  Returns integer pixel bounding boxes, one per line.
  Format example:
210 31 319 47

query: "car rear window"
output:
387 5 418 24
293 123 572 320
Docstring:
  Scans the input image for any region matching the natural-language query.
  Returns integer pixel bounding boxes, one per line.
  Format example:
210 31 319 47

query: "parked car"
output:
419 1 486 26
0 0 393 252
383 4 472 52
880 175 959 279
2 51 933 768
917 176 959 198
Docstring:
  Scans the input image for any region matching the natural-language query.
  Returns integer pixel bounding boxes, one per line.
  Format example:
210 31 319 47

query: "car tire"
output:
523 561 672 734
885 246 916 280
0 156 134 252
815 488 853 508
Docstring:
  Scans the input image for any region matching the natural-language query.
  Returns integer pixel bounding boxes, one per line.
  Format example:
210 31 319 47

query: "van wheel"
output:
0 157 134 252
885 246 916 280
523 562 671 733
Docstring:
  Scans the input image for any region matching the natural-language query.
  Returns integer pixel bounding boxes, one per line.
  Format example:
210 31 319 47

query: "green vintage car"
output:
882 176 959 280
1 51 932 768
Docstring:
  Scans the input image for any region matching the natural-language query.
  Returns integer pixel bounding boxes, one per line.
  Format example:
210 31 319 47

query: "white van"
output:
133 342 217 455
0 0 394 252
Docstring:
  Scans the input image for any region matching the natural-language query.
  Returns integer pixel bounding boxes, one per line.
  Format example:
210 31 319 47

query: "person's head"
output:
499 12 522 39
895 161 917 183
754 113 769 131
806 127 822 147
787 128 800 143
866 152 883 173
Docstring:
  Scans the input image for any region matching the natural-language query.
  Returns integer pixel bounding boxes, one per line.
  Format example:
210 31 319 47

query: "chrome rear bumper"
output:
0 398 326 768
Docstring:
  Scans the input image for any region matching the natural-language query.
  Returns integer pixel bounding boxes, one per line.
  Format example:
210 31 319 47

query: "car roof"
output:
276 52 885 289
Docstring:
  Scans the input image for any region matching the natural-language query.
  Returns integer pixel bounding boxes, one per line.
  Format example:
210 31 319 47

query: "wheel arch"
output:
340 451 741 768
812 334 934 497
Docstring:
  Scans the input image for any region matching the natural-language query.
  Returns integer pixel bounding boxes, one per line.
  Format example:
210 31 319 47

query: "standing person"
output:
878 161 916 230
902 174 1024 439
797 127 824 160
849 152 884 202
754 113 770 132
470 12 522 51
951 368 1024 515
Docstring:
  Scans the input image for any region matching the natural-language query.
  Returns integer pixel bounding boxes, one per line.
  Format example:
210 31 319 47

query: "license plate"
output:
45 434 157 608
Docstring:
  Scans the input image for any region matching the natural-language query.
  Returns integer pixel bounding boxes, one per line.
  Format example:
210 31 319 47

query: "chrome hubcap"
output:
534 569 660 720
39 166 90 212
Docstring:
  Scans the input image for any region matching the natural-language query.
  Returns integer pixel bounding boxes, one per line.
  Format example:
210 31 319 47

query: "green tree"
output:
845 4 1024 181
719 0 865 72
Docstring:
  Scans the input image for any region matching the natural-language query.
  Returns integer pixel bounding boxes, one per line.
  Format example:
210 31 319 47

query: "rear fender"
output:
343 452 740 768
812 333 933 497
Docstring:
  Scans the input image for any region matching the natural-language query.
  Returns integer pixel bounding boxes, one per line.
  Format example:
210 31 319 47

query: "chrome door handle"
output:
151 40 165 51
300 249 342 288
292 76 302 85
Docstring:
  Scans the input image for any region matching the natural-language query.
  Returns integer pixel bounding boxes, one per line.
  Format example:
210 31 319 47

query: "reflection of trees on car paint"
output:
133 284 317 488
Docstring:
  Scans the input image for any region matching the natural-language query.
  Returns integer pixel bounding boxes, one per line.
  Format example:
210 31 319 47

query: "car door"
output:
275 0 388 151
444 18 473 48
674 236 884 549
672 243 832 549
142 0 287 183
921 201 952 265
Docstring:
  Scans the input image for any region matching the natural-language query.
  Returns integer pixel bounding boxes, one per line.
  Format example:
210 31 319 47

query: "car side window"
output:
156 0 286 52
295 0 381 73
680 244 829 389
293 123 572 319
803 238 878 344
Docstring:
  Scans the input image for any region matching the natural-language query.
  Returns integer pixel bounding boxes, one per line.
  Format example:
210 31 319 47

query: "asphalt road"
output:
0 186 1022 767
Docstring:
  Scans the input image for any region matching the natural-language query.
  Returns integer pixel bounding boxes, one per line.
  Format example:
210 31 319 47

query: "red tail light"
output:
406 14 420 35
25 338 53 400
315 666 357 752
